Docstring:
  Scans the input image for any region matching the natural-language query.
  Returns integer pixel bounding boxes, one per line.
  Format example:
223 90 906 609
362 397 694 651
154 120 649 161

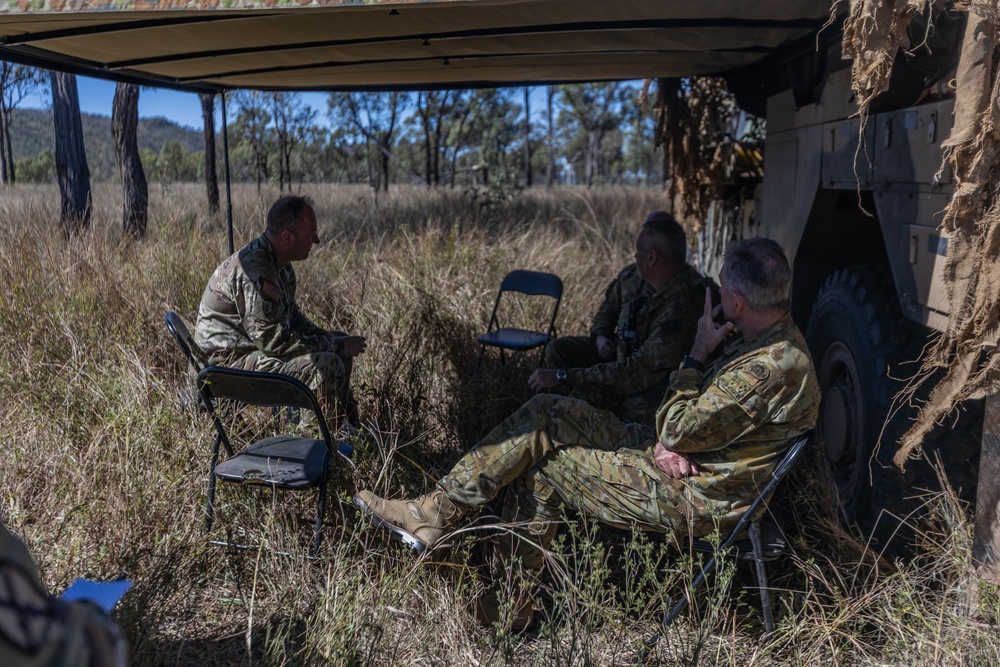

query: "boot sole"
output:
352 494 429 555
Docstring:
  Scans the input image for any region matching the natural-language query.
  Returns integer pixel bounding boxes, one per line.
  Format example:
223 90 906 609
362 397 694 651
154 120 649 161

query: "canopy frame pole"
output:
220 91 234 255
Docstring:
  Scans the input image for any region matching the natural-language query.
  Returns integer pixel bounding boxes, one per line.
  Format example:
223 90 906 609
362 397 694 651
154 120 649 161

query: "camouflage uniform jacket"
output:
194 234 334 363
589 263 644 341
653 313 820 535
568 265 708 422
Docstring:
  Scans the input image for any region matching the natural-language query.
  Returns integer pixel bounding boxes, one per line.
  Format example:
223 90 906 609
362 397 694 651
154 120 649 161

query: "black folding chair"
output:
196 366 354 556
651 432 812 642
475 269 563 371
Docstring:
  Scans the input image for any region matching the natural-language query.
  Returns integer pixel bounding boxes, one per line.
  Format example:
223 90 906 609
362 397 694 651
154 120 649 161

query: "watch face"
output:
557 369 567 381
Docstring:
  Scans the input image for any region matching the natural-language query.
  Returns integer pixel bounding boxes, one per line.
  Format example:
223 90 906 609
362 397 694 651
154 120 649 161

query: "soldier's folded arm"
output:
656 365 769 453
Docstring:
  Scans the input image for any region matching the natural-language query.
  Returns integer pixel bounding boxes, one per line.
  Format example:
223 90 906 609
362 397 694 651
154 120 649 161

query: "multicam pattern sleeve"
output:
655 314 820 456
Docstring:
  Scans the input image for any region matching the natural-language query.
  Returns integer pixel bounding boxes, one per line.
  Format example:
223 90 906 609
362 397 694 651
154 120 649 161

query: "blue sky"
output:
21 76 332 130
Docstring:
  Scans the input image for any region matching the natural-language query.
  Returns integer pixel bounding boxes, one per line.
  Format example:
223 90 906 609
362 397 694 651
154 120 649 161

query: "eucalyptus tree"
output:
50 70 91 230
232 90 272 191
328 91 408 191
111 82 147 237
199 93 220 214
557 82 632 188
0 62 47 184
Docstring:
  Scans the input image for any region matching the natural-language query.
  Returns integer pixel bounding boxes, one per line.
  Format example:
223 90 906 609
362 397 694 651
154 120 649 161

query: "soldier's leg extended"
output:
497 445 685 575
355 394 654 550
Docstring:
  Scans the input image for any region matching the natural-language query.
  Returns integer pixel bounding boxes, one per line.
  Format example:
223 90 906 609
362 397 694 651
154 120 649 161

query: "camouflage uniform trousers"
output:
229 346 358 425
438 394 687 573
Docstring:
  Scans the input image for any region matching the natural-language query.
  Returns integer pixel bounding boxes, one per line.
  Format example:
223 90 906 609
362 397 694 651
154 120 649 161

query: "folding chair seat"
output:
196 366 354 556
655 432 812 639
476 269 563 370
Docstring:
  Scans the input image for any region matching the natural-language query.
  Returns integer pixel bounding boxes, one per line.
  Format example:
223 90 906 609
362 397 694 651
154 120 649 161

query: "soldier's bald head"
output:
266 195 316 236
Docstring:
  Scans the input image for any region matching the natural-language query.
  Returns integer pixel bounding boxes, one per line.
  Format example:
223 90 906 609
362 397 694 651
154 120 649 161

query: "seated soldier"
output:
355 238 819 629
194 195 366 427
528 211 713 426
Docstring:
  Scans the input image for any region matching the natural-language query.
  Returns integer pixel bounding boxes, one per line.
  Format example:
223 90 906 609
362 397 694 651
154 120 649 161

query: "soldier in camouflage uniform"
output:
355 237 818 626
543 262 642 370
194 195 366 424
530 212 712 425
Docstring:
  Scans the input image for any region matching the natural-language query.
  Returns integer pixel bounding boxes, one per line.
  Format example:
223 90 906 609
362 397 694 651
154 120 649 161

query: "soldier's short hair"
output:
266 195 316 235
641 211 687 265
722 238 790 311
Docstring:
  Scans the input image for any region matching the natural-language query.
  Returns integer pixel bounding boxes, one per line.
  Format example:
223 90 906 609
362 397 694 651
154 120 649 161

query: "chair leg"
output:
475 345 486 374
662 554 718 628
313 467 328 557
748 523 774 633
205 433 222 532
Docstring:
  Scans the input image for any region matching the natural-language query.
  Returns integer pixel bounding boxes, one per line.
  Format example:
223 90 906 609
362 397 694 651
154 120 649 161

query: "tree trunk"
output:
51 71 91 230
523 87 532 187
3 114 13 183
586 130 596 188
199 93 220 214
0 104 8 185
112 82 148 238
546 86 555 187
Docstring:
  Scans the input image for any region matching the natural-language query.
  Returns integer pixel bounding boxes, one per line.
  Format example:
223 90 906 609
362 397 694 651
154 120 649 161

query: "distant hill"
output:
10 108 204 181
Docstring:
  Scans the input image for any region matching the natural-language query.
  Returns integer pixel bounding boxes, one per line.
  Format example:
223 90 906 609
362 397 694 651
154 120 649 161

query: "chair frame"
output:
196 366 349 556
652 432 811 642
475 269 563 371
164 311 207 374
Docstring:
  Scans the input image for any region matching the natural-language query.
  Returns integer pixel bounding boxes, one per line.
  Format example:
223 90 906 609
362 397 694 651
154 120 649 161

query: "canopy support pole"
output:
220 91 234 255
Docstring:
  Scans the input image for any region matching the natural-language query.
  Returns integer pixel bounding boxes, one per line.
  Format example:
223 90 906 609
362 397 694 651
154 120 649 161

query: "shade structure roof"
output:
0 1 831 93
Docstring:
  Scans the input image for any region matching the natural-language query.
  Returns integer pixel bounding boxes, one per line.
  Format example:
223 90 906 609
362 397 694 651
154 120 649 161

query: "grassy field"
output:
0 183 997 665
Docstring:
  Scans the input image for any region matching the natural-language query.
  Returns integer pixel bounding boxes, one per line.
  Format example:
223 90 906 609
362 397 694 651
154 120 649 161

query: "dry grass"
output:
0 182 996 666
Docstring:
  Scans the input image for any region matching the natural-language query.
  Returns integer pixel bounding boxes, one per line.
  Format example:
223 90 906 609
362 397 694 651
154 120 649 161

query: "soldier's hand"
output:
528 369 560 392
653 442 699 478
595 335 616 360
690 287 734 362
337 335 367 357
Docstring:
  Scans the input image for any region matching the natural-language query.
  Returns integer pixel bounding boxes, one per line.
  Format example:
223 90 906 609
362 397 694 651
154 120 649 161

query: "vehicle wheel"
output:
805 266 916 527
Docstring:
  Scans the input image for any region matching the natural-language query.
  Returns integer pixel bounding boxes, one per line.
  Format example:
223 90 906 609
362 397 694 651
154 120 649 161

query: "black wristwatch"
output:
556 368 568 384
681 355 705 372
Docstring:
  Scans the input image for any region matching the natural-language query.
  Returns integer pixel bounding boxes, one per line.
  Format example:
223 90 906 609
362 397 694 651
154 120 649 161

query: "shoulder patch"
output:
259 279 282 303
747 362 770 381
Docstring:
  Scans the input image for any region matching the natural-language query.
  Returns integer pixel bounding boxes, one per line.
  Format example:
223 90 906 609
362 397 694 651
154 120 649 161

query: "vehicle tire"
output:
806 266 984 549
805 265 919 530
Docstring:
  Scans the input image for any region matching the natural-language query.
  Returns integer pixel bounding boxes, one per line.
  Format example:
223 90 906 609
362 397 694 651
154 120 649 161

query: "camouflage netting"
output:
845 0 1000 467
647 77 742 233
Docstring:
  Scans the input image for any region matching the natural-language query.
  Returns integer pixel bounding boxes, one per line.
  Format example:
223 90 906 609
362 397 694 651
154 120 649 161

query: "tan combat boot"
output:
354 489 463 553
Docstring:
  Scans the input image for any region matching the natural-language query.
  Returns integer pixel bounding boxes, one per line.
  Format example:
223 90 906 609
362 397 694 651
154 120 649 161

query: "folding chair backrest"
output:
499 270 563 299
165 311 208 373
197 366 333 444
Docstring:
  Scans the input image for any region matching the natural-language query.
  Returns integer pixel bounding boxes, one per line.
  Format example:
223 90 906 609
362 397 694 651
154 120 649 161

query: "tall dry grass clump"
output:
0 182 996 665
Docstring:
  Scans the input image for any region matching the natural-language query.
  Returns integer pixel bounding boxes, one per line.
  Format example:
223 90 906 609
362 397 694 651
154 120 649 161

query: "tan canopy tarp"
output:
0 1 829 92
